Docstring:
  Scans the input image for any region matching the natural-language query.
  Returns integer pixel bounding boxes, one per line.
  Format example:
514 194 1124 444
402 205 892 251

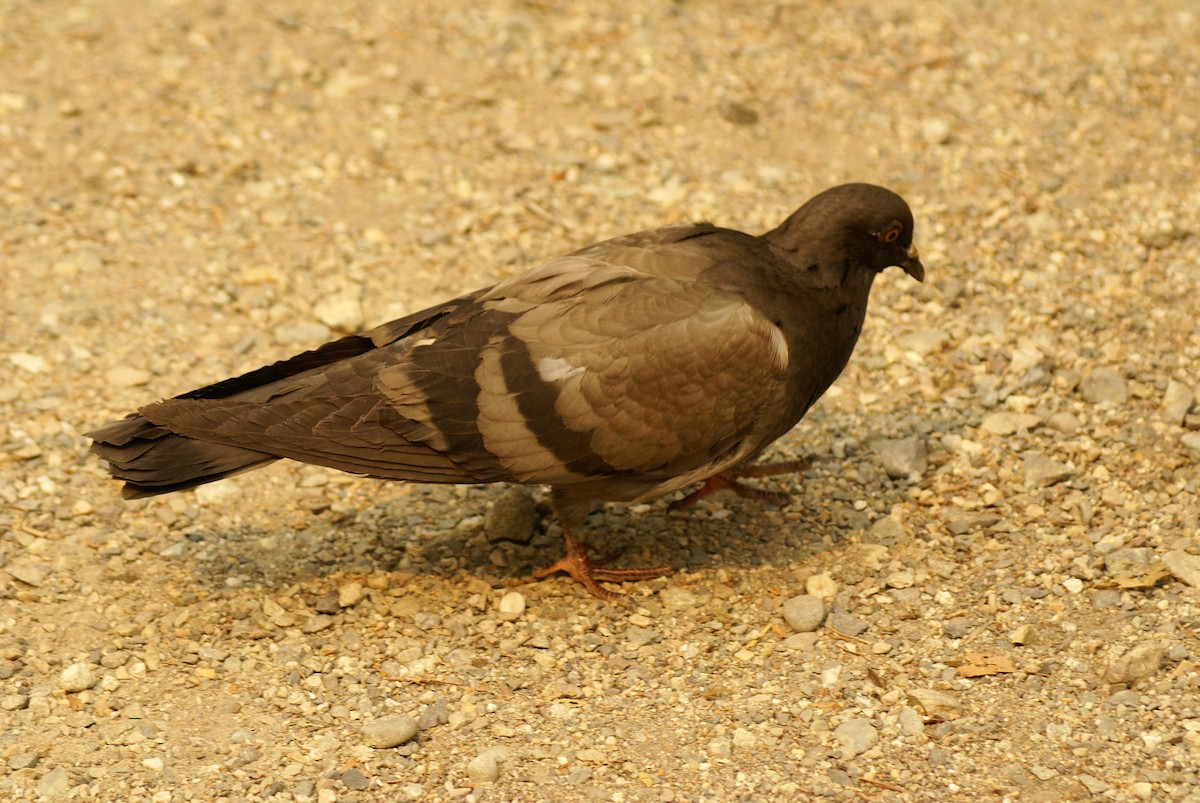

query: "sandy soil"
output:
2 1 1200 800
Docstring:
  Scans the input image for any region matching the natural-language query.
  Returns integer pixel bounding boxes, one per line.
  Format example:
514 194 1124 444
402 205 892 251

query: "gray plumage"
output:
89 183 925 599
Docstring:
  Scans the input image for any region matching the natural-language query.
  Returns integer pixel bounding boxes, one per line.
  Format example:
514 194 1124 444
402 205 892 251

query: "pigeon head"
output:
768 183 925 283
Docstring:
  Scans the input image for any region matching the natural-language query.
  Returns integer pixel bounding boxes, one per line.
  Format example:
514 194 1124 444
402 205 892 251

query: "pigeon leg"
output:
535 493 671 600
532 528 672 601
670 457 812 512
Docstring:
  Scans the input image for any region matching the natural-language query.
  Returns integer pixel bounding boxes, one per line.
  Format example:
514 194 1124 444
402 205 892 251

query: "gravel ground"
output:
3 1 1200 800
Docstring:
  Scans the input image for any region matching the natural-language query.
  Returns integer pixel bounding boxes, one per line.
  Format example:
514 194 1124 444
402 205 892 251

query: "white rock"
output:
338 581 366 608
60 662 97 693
805 573 838 599
9 352 48 373
920 117 951 145
194 480 238 506
497 591 526 620
314 293 363 331
105 366 151 387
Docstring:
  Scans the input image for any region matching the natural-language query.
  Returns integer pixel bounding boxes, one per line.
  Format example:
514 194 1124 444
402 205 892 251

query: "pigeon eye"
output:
879 224 902 244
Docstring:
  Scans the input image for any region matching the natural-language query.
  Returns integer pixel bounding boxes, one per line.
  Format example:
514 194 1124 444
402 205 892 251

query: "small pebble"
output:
105 365 151 388
36 768 70 798
60 662 97 693
781 594 826 632
338 581 366 608
827 612 868 637
832 718 878 757
485 488 538 543
870 436 927 479
362 715 418 748
907 688 962 719
497 591 526 620
1105 548 1151 576
806 573 838 599
313 293 363 331
921 117 951 144
1024 453 1074 487
341 768 370 790
1079 367 1128 405
466 753 500 783
1163 550 1200 587
717 97 759 125
1161 379 1195 424
1106 643 1167 684
980 411 1041 436
1046 411 1081 434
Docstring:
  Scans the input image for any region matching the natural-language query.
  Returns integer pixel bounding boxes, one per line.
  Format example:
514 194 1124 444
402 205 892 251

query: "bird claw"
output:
533 535 671 601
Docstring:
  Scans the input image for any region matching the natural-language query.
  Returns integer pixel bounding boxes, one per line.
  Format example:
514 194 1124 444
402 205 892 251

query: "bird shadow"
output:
173 438 918 597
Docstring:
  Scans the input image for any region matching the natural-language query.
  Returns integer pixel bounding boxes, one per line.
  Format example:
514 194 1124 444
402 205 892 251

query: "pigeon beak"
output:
900 243 925 282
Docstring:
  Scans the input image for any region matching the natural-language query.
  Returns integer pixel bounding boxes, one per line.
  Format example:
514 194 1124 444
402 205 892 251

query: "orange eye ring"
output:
880 225 902 244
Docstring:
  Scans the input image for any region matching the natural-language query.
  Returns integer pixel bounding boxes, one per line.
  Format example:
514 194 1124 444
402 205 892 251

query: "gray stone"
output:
1023 453 1074 487
1182 432 1200 457
871 436 927 479
863 515 905 546
463 753 501 782
485 487 538 543
980 411 1041 436
1161 380 1195 424
1163 550 1200 587
1046 411 1081 434
781 594 827 633
1105 548 1151 576
418 699 449 730
341 768 370 791
1080 367 1128 405
717 97 759 125
1105 643 1167 684
362 715 419 748
907 688 962 719
832 718 878 757
827 612 868 637
625 625 662 648
658 586 698 608
36 768 70 798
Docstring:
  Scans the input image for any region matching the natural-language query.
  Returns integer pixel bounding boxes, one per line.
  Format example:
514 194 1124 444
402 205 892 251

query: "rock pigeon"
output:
88 183 924 599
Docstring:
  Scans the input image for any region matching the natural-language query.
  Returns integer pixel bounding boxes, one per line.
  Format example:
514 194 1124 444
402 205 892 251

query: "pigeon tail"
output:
88 414 276 499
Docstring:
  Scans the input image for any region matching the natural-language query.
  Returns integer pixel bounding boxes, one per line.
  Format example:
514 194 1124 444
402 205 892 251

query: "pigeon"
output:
88 183 924 599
